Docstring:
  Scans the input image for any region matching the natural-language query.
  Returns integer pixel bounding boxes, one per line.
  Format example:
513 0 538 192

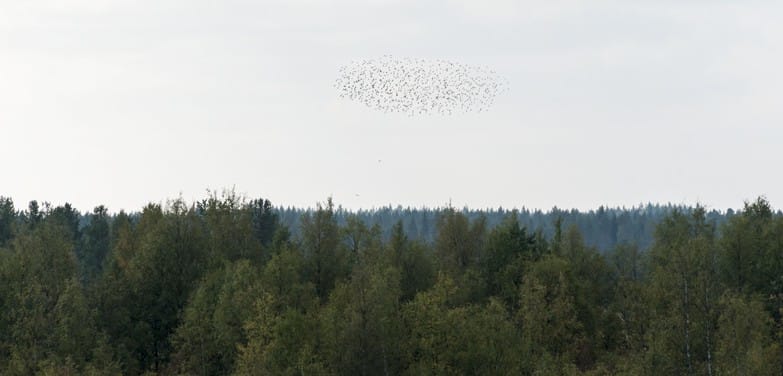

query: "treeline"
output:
278 203 740 252
0 193 781 375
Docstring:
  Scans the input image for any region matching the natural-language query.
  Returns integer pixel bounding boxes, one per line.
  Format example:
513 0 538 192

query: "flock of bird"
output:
335 55 508 116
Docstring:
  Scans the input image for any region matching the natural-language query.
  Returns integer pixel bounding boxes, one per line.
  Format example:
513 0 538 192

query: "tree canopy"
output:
0 192 781 375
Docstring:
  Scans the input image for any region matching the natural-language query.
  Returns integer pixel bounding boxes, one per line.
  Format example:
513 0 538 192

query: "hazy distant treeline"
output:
278 203 743 251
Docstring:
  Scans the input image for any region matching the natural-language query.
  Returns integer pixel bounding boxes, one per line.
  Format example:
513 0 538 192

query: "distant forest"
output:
0 192 781 375
279 203 756 252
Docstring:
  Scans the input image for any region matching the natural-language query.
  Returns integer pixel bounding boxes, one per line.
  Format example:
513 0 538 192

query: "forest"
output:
0 192 781 375
276 203 744 252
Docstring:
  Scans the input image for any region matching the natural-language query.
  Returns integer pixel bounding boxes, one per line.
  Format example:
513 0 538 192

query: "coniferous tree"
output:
0 197 14 247
79 205 110 284
300 198 346 301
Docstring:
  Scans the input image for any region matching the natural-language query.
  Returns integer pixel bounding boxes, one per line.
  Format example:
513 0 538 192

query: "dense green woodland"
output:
0 193 782 375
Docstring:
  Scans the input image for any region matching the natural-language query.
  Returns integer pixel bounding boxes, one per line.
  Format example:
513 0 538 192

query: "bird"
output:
334 55 506 116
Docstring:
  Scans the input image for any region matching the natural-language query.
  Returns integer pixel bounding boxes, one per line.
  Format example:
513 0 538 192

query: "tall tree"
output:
342 215 381 259
646 208 720 375
516 256 583 372
606 243 651 362
715 292 780 375
171 260 263 375
46 203 81 243
403 275 523 374
96 201 209 373
24 200 43 229
482 211 536 307
434 209 486 274
198 190 264 265
0 220 82 374
300 198 346 300
321 251 403 375
236 294 327 375
79 205 111 284
0 196 15 247
719 197 783 318
388 221 434 302
249 198 278 247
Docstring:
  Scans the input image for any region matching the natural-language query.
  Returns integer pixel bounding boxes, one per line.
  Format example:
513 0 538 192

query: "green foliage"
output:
517 256 584 370
558 226 616 369
300 198 349 301
45 203 81 243
198 189 265 265
248 197 279 247
719 197 783 324
91 200 211 374
645 207 721 375
79 205 111 284
0 193 781 375
403 275 524 375
127 201 209 371
605 244 651 357
321 254 403 375
434 208 486 275
0 218 118 374
2 223 80 373
388 221 435 302
716 292 781 375
24 200 43 228
171 260 263 375
0 196 14 247
342 214 382 259
483 211 537 307
236 294 327 375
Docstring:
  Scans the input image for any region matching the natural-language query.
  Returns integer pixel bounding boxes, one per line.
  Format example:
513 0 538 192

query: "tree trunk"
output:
682 274 693 374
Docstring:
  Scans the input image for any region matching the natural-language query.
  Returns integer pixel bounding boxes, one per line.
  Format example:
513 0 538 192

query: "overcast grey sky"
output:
1 0 781 212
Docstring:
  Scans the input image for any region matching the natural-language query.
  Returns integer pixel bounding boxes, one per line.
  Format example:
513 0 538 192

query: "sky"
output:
1 0 782 213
